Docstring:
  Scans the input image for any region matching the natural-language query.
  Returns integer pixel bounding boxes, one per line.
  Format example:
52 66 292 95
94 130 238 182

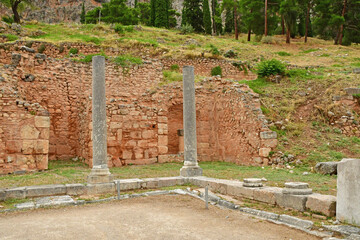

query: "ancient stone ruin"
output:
0 42 277 174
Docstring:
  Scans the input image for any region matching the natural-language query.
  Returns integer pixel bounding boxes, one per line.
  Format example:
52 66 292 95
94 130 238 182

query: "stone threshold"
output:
1 176 336 217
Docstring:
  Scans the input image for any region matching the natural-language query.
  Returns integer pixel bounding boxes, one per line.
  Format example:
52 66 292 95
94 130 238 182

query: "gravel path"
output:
0 195 320 240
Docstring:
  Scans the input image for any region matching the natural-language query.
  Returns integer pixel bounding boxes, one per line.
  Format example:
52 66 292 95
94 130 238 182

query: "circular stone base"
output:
284 182 309 189
282 188 313 195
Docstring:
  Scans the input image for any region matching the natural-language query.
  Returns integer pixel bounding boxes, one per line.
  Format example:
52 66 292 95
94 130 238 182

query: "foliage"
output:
0 0 33 23
37 43 46 53
155 0 169 28
137 2 151 25
80 2 86 24
276 51 291 56
69 48 79 55
2 15 13 24
77 53 108 63
211 66 222 76
209 44 220 56
114 54 143 67
182 0 203 32
180 23 194 34
203 0 212 34
170 64 180 71
261 36 273 44
256 59 286 77
163 70 182 83
85 0 139 25
3 34 18 41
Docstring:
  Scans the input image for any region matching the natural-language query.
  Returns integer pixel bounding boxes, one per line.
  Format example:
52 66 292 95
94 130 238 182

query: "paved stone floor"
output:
0 195 320 240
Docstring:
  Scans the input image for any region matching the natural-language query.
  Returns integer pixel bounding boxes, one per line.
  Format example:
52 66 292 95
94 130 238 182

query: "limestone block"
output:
35 155 48 170
142 130 155 139
157 177 183 187
306 193 336 217
261 139 278 148
279 214 314 229
5 187 26 199
227 183 255 199
20 125 40 139
158 155 169 163
21 140 36 154
259 148 271 157
122 150 133 159
115 178 143 191
34 116 50 128
0 189 5 201
337 159 360 226
158 135 168 146
66 184 86 196
158 146 168 154
142 178 159 188
86 183 115 195
26 184 66 197
275 192 308 211
5 140 22 154
189 176 213 187
34 140 49 154
315 162 338 175
260 131 277 139
253 187 282 205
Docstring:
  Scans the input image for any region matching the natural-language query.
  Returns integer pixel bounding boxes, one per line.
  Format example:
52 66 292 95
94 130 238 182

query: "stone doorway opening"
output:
167 104 183 154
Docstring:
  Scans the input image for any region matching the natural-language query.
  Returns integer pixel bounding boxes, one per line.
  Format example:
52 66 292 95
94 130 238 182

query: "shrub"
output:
37 44 46 53
114 24 124 34
69 48 79 55
257 59 286 77
114 54 142 68
210 44 220 56
224 49 237 58
211 66 222 76
59 44 65 53
261 36 273 44
124 26 134 32
163 70 182 83
170 64 180 71
180 23 194 34
254 35 263 42
276 51 291 56
2 16 13 24
78 53 108 63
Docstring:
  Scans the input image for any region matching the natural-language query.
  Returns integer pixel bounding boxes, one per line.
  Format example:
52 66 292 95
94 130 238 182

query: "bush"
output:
69 48 79 55
257 59 286 77
180 23 194 34
59 44 65 53
114 54 143 68
2 16 13 24
211 66 222 76
276 51 291 56
261 36 273 44
254 35 263 42
37 44 46 53
124 26 134 32
114 24 124 34
170 64 180 71
4 34 18 42
210 44 220 56
224 49 237 58
78 53 108 63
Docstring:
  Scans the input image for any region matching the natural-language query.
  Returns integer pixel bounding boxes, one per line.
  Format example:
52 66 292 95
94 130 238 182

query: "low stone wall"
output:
0 176 337 217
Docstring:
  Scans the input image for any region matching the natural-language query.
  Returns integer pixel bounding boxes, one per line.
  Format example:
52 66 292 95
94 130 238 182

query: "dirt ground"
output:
0 195 320 240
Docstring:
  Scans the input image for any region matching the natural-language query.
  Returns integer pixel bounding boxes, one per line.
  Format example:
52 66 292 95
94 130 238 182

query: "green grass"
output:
3 34 18 42
162 70 183 83
238 78 271 94
276 51 292 56
302 48 319 54
114 54 143 67
0 161 337 195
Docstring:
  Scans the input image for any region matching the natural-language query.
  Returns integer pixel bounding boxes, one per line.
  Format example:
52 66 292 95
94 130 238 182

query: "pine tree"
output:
80 2 86 24
155 0 169 28
211 0 222 35
182 0 203 32
134 0 138 8
280 0 299 44
150 0 156 26
203 0 212 34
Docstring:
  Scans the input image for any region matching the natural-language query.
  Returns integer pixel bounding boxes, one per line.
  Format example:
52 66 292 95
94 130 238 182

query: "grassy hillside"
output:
3 22 360 167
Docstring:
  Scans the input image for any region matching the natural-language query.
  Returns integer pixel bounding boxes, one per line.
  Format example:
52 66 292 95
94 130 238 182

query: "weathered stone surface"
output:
283 182 312 195
354 68 360 74
279 214 313 229
275 193 308 211
240 207 279 220
323 225 360 236
315 162 338 175
337 159 360 226
35 195 74 207
180 66 202 177
0 189 5 201
345 88 360 96
115 178 143 191
26 184 66 197
86 182 116 195
306 193 336 217
260 131 277 139
34 116 50 128
253 187 282 205
284 182 309 189
65 184 86 196
20 46 35 53
5 187 26 199
11 53 21 66
15 201 35 209
20 125 40 139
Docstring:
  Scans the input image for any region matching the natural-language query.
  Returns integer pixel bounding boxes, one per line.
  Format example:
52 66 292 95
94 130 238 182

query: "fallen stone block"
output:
323 225 360 237
279 214 313 229
275 193 308 211
15 201 35 209
253 187 282 205
5 187 26 199
315 162 338 175
189 176 214 187
306 193 336 217
66 184 86 196
141 178 159 188
227 183 255 199
86 183 115 195
157 176 184 187
35 195 74 208
26 185 66 198
207 179 228 195
115 178 142 191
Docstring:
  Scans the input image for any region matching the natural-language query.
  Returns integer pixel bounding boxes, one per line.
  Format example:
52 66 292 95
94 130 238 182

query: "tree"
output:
0 0 32 23
137 2 151 25
211 0 222 35
240 0 263 41
80 2 86 24
203 0 212 34
155 0 169 28
280 0 299 44
222 0 240 39
182 0 203 32
150 0 156 26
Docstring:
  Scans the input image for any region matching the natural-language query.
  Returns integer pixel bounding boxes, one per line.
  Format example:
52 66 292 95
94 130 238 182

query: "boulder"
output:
315 162 338 175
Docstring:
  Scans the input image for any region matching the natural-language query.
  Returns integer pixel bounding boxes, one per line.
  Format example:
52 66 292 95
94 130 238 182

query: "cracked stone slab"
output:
323 225 360 236
15 201 35 209
35 195 74 208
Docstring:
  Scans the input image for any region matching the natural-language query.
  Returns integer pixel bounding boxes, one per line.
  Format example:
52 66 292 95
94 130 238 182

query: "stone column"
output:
337 158 360 226
180 66 202 177
88 56 113 183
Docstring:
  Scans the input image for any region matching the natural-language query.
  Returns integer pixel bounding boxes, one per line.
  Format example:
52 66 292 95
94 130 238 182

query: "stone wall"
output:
0 45 276 173
0 70 50 174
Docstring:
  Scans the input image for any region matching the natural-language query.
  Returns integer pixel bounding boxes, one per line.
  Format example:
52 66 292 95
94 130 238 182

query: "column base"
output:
180 165 203 177
87 168 113 184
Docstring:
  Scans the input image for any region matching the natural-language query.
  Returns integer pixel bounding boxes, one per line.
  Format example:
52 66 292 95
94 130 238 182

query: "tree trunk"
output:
12 0 21 24
305 1 310 43
234 3 238 40
281 15 285 35
264 0 268 36
247 28 251 41
338 0 347 45
212 0 216 35
286 27 291 44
